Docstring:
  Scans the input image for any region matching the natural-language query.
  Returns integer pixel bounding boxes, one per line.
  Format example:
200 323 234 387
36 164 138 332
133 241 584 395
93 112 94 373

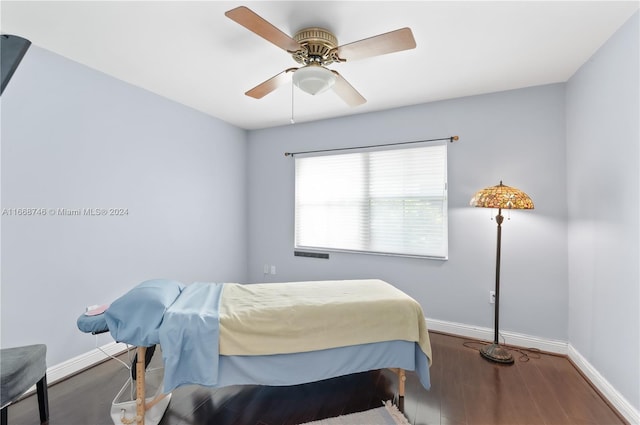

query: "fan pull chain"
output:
290 82 295 124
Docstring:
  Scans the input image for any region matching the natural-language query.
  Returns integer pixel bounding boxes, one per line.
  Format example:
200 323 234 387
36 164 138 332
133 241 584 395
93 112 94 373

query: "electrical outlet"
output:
270 265 276 275
263 264 269 274
489 291 496 304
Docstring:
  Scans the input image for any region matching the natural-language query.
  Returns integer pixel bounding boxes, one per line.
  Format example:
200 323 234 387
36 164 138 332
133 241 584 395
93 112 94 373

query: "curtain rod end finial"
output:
284 152 292 157
451 136 459 142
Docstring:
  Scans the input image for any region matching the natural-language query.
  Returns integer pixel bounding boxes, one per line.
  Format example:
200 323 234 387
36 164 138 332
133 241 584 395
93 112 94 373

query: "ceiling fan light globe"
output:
293 65 336 95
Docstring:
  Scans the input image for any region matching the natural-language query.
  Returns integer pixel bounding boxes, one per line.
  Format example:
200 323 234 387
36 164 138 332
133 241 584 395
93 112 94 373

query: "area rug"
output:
300 401 411 425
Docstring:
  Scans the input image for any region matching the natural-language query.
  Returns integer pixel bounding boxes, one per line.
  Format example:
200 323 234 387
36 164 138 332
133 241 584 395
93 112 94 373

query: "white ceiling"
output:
2 1 638 130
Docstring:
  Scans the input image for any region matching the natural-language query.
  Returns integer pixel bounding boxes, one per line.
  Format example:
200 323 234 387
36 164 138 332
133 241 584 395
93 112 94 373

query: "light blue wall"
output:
247 83 569 342
2 12 637 413
566 11 639 412
1 46 249 365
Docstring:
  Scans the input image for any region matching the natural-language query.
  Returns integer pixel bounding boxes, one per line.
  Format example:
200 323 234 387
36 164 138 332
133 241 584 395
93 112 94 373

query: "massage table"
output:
78 279 432 425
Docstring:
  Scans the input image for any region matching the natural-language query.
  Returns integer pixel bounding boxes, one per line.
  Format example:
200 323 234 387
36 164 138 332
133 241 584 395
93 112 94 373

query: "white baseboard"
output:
426 317 568 354
46 341 130 384
568 344 639 425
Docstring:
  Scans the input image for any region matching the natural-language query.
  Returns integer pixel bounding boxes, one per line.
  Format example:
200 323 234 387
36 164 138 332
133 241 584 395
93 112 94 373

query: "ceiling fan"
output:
225 6 416 107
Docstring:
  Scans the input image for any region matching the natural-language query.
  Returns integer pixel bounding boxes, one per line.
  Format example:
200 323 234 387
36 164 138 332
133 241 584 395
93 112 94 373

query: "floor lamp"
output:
470 181 534 364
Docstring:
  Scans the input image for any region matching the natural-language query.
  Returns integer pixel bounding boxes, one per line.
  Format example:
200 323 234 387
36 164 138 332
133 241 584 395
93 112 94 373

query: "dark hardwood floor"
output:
6 332 626 425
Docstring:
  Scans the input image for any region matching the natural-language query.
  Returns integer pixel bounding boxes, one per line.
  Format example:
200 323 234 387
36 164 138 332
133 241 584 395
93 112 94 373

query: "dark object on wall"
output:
294 250 330 259
1 34 31 96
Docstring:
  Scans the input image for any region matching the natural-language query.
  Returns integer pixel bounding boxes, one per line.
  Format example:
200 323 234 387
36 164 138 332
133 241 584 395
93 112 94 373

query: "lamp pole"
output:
479 206 514 364
494 209 503 346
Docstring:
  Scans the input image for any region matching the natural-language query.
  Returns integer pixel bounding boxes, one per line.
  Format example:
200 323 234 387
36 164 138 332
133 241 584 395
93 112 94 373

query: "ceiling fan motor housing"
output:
292 27 341 65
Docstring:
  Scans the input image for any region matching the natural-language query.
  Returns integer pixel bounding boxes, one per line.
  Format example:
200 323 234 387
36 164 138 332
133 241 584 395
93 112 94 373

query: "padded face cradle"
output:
77 311 110 334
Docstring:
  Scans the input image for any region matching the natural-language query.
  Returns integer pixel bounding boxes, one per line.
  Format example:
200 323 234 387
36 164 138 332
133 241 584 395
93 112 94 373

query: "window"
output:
294 142 447 259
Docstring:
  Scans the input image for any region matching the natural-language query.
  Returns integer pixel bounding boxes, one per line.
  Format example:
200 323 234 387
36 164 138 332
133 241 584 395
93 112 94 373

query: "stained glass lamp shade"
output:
470 181 534 364
470 181 534 210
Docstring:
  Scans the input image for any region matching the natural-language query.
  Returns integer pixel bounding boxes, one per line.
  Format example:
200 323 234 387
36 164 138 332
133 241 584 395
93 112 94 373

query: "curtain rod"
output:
284 135 458 157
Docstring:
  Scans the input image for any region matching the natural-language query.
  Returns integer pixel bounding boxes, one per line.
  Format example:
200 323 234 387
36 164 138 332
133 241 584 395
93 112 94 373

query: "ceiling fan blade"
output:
337 28 416 61
245 68 297 99
225 6 301 52
331 71 366 107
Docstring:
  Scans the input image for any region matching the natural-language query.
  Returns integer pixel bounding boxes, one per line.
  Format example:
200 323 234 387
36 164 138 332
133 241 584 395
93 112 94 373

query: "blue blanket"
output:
158 282 224 392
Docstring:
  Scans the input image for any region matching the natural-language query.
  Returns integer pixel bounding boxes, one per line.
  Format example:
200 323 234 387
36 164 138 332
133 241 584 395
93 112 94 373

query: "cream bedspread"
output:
218 279 432 364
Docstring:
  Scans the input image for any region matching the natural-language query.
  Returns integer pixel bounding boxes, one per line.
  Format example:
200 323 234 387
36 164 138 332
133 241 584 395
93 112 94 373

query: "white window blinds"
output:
294 142 448 259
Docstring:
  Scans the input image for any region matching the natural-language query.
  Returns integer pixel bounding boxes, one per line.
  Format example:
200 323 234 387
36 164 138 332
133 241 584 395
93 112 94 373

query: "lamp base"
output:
480 343 515 364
